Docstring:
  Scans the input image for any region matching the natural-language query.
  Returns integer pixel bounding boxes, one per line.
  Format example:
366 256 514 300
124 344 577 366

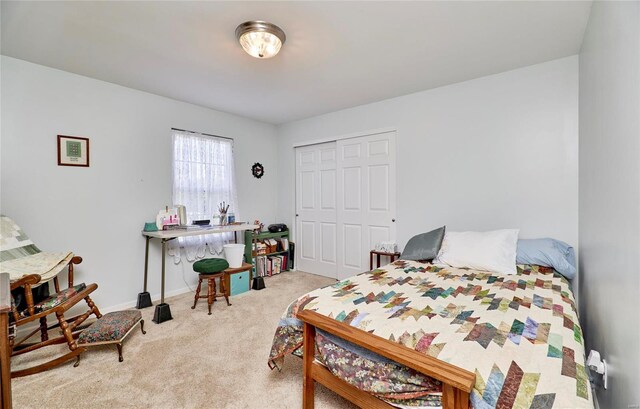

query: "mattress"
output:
268 261 593 409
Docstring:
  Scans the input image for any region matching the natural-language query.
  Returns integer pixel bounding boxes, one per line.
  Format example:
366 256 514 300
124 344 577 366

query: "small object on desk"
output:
218 202 230 225
175 205 187 226
157 206 180 229
192 219 210 226
143 222 158 232
369 249 401 270
228 213 235 224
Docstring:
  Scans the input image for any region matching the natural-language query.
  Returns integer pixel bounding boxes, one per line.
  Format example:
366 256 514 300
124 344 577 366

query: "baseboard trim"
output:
101 286 194 314
17 286 195 335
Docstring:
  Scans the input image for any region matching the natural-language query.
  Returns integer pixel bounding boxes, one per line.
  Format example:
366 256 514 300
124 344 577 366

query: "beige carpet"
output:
11 271 357 409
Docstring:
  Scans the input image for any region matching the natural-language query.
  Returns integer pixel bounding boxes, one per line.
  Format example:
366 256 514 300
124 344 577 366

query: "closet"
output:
295 131 396 279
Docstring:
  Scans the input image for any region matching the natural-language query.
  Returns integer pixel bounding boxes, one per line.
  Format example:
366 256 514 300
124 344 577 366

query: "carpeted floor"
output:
11 271 357 409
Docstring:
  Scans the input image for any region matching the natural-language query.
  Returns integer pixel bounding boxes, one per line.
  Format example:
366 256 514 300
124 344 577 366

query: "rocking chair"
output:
0 216 102 377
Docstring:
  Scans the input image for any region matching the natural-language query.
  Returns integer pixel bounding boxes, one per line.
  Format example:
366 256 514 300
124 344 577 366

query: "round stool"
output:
192 258 231 315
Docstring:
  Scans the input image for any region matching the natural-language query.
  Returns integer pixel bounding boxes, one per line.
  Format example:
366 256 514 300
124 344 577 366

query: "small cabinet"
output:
226 271 249 296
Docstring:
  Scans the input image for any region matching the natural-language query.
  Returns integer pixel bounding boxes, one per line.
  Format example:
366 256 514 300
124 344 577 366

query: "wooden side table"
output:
224 263 253 297
369 250 401 270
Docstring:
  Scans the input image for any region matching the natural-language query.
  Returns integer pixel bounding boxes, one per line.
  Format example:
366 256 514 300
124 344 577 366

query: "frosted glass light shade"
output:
236 21 286 59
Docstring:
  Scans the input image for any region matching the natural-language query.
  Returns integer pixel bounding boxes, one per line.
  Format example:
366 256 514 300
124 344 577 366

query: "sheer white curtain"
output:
168 130 239 262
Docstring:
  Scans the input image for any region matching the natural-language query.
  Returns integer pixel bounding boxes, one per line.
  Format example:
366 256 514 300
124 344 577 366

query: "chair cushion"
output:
19 283 87 318
193 258 229 274
78 310 142 344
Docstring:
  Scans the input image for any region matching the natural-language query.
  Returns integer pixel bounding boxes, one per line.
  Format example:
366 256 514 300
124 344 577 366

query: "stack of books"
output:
253 254 287 277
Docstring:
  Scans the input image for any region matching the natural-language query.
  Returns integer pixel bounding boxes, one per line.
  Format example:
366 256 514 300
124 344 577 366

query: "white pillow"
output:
433 229 519 275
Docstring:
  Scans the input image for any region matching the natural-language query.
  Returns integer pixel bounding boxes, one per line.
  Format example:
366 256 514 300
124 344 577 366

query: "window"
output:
168 129 238 262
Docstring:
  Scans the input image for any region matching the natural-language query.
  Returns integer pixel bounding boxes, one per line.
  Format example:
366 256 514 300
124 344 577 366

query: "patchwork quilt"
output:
268 261 593 409
0 215 73 283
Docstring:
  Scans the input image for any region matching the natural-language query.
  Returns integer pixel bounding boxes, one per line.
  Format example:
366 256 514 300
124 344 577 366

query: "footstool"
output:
78 310 146 362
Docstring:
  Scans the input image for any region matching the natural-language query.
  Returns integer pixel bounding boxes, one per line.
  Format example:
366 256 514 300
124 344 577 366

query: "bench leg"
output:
117 343 123 362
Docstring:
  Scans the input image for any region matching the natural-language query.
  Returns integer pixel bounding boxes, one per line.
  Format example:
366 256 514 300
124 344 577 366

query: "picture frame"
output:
57 135 90 167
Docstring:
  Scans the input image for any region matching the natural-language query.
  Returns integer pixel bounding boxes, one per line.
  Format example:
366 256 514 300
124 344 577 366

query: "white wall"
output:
277 57 579 255
0 56 278 311
578 2 640 408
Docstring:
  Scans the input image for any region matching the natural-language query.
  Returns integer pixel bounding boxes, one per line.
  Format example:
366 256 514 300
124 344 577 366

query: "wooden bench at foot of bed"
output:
297 310 475 409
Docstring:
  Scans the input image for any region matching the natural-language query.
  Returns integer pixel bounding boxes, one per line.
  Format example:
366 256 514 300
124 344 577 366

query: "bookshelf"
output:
244 230 292 278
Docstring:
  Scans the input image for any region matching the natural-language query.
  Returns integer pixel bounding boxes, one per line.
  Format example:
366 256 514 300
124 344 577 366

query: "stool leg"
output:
140 319 146 335
192 277 203 309
220 276 231 306
207 278 215 315
117 343 123 362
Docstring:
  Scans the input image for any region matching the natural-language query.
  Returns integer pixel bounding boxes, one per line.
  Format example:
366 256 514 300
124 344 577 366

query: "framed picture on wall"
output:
57 135 90 167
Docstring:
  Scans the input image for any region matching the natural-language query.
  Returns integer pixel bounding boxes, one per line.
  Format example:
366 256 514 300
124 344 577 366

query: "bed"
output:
268 260 593 409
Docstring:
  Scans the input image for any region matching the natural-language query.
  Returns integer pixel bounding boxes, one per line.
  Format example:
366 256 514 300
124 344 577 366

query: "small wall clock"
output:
251 162 264 179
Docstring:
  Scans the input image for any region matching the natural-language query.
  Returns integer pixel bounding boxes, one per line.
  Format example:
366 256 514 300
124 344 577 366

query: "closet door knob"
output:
392 219 396 222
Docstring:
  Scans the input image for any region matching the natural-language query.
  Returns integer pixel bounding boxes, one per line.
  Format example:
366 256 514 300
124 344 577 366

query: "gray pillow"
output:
400 226 446 261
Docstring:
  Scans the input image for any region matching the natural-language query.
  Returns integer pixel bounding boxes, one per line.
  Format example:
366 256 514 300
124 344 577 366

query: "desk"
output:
139 224 259 324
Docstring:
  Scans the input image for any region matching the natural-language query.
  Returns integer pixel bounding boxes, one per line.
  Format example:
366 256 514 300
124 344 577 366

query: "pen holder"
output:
219 213 227 225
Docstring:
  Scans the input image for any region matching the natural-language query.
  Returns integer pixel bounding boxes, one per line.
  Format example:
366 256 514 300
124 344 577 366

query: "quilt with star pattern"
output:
268 261 593 409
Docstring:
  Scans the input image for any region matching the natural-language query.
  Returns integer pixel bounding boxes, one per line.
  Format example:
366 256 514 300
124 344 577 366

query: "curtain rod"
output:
171 127 234 141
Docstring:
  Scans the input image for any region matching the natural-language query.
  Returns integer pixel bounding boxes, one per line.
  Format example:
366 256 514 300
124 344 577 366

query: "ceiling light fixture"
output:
235 21 286 59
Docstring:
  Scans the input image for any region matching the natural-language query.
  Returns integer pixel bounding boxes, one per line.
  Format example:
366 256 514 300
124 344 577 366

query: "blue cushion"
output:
516 238 576 279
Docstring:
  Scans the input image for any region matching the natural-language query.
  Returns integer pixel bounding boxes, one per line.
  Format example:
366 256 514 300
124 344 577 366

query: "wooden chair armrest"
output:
10 274 42 317
10 274 41 290
65 255 82 288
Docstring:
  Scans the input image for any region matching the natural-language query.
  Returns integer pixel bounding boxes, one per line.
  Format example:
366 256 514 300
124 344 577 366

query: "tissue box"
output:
374 241 397 253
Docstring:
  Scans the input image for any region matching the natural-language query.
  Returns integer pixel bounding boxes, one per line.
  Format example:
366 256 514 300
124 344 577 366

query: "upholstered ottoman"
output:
78 310 146 362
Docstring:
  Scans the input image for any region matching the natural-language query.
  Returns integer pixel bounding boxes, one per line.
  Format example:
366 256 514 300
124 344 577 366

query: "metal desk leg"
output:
153 239 173 324
250 232 255 290
136 236 153 309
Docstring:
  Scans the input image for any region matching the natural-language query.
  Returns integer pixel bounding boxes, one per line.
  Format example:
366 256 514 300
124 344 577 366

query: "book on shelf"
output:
269 256 279 276
253 253 288 277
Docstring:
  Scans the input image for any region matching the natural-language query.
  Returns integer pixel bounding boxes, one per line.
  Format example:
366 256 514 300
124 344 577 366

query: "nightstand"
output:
369 250 401 270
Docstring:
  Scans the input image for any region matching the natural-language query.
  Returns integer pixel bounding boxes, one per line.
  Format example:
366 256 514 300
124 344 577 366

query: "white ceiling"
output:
1 1 591 124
